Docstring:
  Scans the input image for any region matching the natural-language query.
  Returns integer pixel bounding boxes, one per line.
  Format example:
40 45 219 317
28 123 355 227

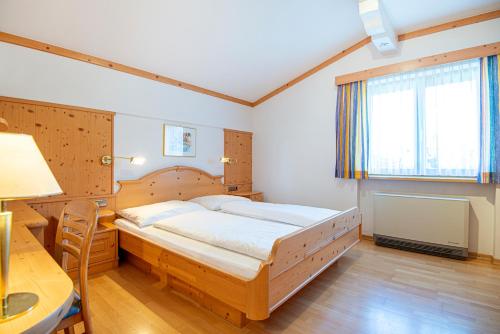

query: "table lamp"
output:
0 131 62 321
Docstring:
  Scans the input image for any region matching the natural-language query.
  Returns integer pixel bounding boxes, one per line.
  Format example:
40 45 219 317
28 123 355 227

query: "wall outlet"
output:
95 199 108 207
227 185 238 192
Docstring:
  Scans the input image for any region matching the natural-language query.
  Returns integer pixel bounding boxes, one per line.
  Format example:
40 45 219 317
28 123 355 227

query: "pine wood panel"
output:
0 96 114 197
0 96 115 254
115 166 224 210
224 129 253 191
335 41 500 85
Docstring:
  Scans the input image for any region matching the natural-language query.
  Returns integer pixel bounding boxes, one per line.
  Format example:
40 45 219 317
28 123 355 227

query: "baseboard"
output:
468 252 500 266
363 234 500 266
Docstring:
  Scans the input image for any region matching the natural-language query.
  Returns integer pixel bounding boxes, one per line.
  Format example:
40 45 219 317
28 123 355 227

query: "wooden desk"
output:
6 201 48 245
0 203 74 333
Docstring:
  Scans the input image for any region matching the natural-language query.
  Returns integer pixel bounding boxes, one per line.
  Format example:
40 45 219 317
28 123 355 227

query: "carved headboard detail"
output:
115 166 224 209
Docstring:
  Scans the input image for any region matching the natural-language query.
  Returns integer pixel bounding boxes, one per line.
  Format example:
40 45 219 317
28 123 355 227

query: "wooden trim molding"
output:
398 10 500 41
0 32 253 107
252 37 372 106
223 128 253 136
1 10 499 108
0 95 115 115
253 10 500 106
335 42 500 85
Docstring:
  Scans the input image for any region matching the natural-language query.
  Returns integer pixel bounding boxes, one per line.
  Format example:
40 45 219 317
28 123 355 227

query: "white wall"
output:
252 19 500 256
0 42 252 182
2 19 499 256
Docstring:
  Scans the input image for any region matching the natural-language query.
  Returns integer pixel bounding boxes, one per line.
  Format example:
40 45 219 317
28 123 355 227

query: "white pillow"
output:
188 195 250 211
118 200 205 227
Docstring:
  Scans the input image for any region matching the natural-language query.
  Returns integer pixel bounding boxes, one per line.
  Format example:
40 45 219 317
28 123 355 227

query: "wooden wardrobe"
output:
223 129 253 192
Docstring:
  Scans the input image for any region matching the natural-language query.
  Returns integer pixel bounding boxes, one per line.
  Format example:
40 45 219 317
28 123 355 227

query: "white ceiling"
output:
1 0 499 102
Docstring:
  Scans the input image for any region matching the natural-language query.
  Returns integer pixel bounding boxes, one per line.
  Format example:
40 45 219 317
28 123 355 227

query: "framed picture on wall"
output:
163 124 196 157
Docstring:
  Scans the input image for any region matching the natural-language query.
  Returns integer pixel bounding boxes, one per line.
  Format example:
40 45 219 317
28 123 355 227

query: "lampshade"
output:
0 132 62 199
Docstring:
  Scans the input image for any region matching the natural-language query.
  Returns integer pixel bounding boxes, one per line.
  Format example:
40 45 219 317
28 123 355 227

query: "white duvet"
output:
153 211 300 260
219 201 340 227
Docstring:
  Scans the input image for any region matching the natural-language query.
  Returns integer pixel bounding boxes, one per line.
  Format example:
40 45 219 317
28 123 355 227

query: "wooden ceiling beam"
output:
1 10 499 108
252 9 500 106
335 42 500 85
0 32 254 107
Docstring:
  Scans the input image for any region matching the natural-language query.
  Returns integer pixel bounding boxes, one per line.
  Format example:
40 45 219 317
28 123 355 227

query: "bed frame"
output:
115 166 361 327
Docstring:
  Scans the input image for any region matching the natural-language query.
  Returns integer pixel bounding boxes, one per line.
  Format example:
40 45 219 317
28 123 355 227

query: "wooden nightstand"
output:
231 191 264 202
66 211 118 279
98 208 116 224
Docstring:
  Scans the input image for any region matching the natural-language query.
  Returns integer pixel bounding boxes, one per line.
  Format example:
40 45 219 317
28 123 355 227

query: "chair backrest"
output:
55 199 98 331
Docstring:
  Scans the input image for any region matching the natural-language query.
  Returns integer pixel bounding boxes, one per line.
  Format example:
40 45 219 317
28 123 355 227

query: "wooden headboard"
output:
115 166 225 209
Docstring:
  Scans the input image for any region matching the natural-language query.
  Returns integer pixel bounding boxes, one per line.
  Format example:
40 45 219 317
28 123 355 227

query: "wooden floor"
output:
69 241 500 334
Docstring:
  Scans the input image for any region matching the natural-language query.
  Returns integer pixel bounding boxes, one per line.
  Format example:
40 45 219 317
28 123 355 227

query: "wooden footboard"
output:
264 207 361 312
119 207 361 325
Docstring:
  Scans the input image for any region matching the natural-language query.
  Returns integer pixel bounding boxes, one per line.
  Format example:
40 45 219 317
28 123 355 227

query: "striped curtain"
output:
478 54 500 183
335 80 369 179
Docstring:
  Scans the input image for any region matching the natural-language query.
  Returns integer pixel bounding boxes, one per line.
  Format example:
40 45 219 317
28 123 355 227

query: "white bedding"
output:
117 200 206 227
153 211 300 260
219 201 341 227
115 218 263 280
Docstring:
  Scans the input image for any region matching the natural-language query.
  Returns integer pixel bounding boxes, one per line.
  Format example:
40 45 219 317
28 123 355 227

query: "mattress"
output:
115 218 263 280
219 201 341 227
153 210 300 260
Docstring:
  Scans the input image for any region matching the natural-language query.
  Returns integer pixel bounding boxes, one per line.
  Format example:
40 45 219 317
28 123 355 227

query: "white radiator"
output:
373 193 469 259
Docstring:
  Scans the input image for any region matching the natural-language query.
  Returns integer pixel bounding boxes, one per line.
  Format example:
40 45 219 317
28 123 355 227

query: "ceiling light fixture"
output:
359 0 399 54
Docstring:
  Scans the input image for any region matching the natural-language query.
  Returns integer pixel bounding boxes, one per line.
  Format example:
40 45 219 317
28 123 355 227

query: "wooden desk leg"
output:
29 226 45 245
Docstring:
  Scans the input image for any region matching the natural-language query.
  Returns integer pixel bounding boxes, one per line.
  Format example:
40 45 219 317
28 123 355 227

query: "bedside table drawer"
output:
89 230 116 264
67 228 117 271
229 191 264 202
249 193 264 202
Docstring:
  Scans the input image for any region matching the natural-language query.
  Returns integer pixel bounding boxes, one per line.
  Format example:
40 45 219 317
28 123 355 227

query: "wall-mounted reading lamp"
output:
101 155 146 166
220 157 237 165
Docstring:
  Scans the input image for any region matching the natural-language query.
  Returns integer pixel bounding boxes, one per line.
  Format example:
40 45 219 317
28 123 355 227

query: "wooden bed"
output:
115 166 361 326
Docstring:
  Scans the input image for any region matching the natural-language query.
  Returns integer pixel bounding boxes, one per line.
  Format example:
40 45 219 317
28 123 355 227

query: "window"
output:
367 59 480 178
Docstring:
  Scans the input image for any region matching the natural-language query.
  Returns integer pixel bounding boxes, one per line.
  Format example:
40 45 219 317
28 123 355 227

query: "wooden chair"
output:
54 200 99 334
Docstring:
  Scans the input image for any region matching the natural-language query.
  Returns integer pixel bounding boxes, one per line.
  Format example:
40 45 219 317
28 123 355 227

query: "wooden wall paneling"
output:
0 101 36 133
0 97 114 198
0 96 114 251
224 129 253 192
